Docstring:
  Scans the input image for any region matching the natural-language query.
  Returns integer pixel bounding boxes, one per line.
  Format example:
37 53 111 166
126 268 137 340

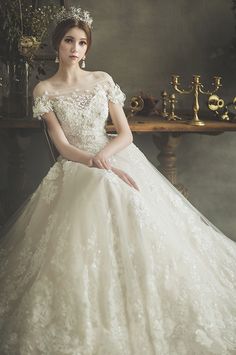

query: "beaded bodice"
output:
33 74 126 153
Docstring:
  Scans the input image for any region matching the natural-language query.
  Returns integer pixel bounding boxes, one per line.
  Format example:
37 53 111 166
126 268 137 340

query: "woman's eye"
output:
64 39 87 45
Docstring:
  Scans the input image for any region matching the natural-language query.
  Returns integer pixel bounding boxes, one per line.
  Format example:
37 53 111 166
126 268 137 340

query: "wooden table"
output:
2 116 236 133
1 117 236 197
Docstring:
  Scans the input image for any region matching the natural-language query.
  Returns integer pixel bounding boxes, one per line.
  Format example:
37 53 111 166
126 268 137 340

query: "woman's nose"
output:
72 42 79 52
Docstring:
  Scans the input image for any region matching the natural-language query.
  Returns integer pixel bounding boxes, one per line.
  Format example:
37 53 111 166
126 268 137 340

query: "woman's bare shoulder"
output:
92 70 113 82
33 80 53 98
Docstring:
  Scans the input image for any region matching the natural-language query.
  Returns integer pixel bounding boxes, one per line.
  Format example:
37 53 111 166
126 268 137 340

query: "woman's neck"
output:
54 65 87 85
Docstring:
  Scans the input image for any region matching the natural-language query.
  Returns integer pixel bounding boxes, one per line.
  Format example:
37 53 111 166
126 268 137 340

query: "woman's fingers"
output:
122 175 134 188
92 163 139 191
126 176 139 190
126 176 139 191
104 160 112 170
93 158 111 170
116 170 139 191
126 174 139 191
94 160 103 169
99 158 110 170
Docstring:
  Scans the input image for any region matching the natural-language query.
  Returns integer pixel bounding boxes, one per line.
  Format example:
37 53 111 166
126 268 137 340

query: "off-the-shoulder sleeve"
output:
105 75 126 107
32 94 53 120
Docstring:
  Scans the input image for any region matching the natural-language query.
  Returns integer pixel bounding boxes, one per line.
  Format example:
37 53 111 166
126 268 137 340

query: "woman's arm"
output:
92 100 133 169
41 111 94 166
33 83 93 166
92 101 139 190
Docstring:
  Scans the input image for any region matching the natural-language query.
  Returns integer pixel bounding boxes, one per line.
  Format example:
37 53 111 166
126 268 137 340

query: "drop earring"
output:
81 57 86 68
55 54 59 63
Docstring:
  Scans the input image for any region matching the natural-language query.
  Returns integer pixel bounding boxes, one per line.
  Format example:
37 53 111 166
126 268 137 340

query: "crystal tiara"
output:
55 6 93 28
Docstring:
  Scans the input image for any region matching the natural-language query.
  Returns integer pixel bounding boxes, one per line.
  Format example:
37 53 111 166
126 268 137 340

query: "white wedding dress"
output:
0 73 235 355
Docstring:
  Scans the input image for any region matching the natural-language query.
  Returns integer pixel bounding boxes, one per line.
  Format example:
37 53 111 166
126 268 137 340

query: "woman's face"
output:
58 27 88 66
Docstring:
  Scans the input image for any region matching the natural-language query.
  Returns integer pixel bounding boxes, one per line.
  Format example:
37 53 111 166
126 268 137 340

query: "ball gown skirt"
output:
0 73 235 355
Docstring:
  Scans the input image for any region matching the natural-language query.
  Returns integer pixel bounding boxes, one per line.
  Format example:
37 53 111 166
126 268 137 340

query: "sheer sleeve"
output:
105 75 126 107
32 94 53 120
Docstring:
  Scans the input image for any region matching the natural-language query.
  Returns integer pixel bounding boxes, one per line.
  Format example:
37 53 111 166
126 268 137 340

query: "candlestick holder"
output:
161 90 169 118
167 93 182 121
160 91 182 121
171 74 222 126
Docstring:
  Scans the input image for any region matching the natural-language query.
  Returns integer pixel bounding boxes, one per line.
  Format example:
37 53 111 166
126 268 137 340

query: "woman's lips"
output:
70 55 78 59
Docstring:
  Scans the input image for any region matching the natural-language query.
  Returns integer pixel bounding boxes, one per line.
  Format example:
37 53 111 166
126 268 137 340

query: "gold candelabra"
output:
171 74 222 126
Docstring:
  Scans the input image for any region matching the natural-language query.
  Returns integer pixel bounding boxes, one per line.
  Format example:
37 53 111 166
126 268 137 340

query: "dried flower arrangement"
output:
0 1 59 64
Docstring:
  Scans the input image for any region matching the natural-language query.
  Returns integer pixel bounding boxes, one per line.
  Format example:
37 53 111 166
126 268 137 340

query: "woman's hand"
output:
85 153 95 167
111 167 139 191
90 152 139 191
92 152 112 170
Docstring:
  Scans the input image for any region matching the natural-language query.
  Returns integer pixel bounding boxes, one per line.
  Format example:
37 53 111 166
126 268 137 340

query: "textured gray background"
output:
2 0 236 240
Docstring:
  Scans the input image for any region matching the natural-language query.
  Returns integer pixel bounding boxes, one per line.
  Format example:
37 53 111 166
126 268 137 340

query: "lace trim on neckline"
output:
42 78 108 98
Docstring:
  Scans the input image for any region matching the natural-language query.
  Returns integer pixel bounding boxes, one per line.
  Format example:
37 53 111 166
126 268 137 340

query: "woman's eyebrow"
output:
65 35 87 41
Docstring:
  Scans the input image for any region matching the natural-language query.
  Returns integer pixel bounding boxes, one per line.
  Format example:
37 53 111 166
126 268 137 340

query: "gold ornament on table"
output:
128 92 159 119
208 94 225 111
208 95 236 121
233 97 236 107
221 109 230 121
160 91 182 121
167 93 182 121
128 96 144 119
161 91 169 118
171 74 222 126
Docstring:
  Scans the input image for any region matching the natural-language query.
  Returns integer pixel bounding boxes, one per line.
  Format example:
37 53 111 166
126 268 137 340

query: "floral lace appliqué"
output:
40 163 62 204
32 75 126 155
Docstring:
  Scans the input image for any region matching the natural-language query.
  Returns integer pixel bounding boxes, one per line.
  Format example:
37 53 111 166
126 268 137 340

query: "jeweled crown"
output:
55 6 93 28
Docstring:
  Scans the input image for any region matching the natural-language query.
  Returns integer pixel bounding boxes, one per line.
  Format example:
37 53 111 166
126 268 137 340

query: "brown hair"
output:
52 19 92 54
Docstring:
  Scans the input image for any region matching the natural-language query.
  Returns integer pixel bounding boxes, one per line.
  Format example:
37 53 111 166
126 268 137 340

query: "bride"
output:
0 6 235 355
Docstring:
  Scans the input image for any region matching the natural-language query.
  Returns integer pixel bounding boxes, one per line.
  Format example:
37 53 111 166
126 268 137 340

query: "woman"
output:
0 6 235 355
